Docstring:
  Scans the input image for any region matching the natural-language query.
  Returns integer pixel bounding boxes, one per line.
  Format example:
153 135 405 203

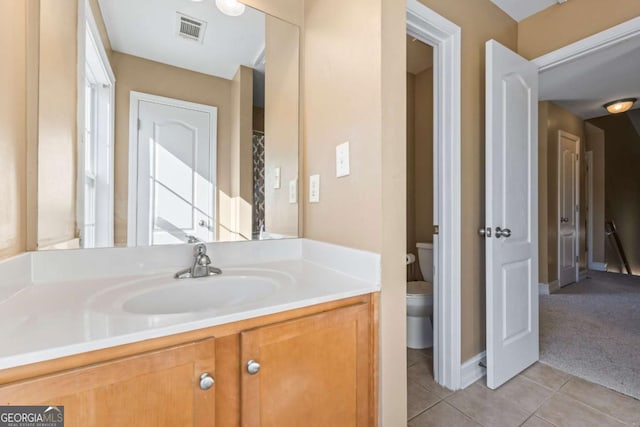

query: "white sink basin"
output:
123 276 278 315
88 268 293 321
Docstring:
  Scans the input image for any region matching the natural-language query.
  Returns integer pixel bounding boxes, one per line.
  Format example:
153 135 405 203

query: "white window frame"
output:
77 0 116 248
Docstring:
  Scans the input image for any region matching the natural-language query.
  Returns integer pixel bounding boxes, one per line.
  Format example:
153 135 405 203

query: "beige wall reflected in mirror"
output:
34 0 299 251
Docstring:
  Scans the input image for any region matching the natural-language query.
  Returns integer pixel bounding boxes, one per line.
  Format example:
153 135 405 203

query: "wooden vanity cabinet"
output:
239 302 373 427
0 338 217 426
0 295 378 427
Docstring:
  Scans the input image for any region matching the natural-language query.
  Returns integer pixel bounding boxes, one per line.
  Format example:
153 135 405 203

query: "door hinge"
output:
433 225 439 235
137 118 141 130
576 205 579 212
576 255 579 262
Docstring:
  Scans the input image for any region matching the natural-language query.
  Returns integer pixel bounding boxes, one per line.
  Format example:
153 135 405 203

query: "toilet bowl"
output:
407 243 434 349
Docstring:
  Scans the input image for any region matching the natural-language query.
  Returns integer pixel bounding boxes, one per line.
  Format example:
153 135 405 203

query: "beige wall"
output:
264 16 300 237
585 123 606 265
414 68 434 250
37 0 78 248
302 0 383 252
416 0 518 361
406 67 434 273
380 0 407 422
227 65 254 241
406 74 416 256
243 0 303 27
111 52 233 245
541 102 587 283
0 0 27 259
589 113 640 274
518 0 640 59
302 0 407 422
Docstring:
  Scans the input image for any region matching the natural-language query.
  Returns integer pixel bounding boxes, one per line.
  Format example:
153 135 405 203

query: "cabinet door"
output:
241 304 372 427
0 338 216 427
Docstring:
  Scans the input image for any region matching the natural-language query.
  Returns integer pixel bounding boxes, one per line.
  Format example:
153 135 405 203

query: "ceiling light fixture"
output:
603 98 637 114
215 0 246 16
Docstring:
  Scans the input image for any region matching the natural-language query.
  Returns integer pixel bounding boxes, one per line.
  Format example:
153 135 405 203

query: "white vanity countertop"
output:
0 239 380 371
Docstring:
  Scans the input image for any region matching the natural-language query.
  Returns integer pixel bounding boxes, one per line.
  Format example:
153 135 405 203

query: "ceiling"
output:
406 36 433 75
490 0 562 22
540 34 640 119
98 0 265 80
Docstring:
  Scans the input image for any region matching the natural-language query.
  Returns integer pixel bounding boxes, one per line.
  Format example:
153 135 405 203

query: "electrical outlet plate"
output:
309 175 320 203
289 179 297 204
336 141 350 177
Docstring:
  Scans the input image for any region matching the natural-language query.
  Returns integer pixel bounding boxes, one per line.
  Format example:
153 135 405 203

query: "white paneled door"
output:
484 40 539 389
558 131 580 287
131 94 218 246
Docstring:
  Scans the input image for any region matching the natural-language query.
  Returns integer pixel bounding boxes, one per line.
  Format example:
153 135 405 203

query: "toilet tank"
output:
416 242 433 282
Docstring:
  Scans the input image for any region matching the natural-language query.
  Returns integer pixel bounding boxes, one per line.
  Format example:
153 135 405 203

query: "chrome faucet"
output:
175 243 222 279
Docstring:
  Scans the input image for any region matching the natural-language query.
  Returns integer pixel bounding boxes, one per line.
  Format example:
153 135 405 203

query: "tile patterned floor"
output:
407 348 640 427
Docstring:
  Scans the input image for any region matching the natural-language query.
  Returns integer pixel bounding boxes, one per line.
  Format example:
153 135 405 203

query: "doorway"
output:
484 16 640 392
127 92 218 246
406 33 436 396
406 0 462 392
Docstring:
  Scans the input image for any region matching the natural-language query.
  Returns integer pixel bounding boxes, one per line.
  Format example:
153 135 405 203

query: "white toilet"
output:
407 242 434 349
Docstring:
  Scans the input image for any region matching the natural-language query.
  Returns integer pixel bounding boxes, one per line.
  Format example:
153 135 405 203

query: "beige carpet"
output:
539 270 640 400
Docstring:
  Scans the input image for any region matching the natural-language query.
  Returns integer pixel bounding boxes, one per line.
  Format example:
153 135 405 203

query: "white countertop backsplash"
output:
0 239 380 371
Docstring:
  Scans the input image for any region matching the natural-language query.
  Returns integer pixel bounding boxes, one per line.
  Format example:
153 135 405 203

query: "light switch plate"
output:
274 167 281 189
309 175 320 203
336 141 350 177
289 179 297 204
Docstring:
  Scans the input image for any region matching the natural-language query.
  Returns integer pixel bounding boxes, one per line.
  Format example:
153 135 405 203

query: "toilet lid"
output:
407 280 433 296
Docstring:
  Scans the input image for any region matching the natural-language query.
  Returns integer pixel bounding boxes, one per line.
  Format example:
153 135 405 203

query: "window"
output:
80 6 115 248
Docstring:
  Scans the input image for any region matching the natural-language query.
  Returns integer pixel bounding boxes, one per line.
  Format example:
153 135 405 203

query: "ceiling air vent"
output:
176 13 207 43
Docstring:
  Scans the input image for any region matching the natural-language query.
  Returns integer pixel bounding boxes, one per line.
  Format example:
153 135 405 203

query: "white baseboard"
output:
589 262 607 272
460 351 486 389
539 280 559 295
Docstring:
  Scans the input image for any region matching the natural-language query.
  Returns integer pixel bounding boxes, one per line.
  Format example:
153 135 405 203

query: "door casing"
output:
407 0 462 391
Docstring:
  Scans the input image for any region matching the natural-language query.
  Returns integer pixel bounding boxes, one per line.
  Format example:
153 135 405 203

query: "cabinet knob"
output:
199 373 215 390
247 360 261 375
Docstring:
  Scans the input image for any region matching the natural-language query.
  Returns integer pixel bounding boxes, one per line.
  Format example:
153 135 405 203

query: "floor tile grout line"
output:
552 390 639 426
441 401 479 426
520 370 571 393
528 386 562 427
406 396 444 423
444 382 532 426
560 373 640 404
407 369 446 422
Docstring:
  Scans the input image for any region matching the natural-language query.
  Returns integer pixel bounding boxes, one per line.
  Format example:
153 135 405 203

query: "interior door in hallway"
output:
558 131 580 287
484 40 539 389
131 94 218 246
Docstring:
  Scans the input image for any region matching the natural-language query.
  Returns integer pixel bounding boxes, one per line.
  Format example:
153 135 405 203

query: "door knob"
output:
495 227 512 238
478 227 492 238
561 217 569 223
247 360 261 375
198 220 207 227
199 373 215 390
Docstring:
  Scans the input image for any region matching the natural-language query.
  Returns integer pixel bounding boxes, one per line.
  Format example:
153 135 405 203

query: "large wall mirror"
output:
35 0 299 250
